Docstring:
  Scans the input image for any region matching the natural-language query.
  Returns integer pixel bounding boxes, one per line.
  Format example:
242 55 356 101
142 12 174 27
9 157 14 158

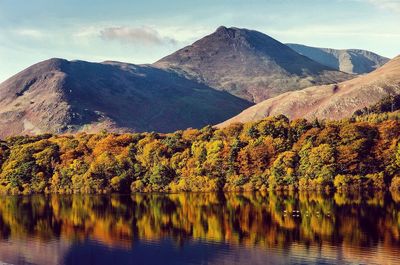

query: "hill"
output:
0 58 251 138
218 55 400 127
155 26 352 103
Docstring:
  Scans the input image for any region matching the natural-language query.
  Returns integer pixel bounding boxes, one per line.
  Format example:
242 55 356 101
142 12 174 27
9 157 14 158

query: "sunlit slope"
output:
218 55 400 127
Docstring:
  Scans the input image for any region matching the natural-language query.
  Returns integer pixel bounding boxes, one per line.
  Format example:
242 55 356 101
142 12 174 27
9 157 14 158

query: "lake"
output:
0 192 399 265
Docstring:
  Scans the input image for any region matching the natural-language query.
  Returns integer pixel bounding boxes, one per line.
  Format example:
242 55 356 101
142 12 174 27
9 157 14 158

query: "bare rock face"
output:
0 58 252 138
155 26 353 103
286 43 390 74
217 55 400 127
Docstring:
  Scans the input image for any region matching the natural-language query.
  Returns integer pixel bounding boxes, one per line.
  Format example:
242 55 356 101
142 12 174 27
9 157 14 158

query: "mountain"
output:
286 43 390 74
217 55 400 127
0 58 251 138
154 26 353 103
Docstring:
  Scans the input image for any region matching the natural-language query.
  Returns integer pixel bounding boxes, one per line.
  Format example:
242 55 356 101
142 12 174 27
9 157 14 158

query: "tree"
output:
269 151 298 189
298 143 336 189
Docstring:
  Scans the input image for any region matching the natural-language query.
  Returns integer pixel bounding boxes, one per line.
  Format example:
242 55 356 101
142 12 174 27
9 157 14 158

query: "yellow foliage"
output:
0 113 399 194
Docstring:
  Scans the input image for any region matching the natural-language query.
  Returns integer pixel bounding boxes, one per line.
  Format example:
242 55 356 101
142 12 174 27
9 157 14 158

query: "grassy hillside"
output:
218 55 400 126
0 58 252 137
354 94 400 116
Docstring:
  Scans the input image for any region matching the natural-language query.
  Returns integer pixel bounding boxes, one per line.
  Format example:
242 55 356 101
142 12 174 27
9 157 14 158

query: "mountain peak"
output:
36 58 69 69
215 25 242 32
216 25 229 32
155 27 352 103
212 26 246 40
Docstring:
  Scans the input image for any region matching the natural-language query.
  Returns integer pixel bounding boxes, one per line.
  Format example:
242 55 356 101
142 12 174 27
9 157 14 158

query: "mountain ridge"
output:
286 43 390 74
155 26 353 103
1 26 395 137
0 58 252 138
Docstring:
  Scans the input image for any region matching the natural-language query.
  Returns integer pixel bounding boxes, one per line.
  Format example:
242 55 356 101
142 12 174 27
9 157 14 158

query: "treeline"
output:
0 113 400 194
354 94 400 116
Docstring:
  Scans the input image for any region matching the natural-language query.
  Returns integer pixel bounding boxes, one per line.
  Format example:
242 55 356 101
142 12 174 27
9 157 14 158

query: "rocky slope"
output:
286 43 390 74
0 58 252 137
155 26 353 103
218 55 400 127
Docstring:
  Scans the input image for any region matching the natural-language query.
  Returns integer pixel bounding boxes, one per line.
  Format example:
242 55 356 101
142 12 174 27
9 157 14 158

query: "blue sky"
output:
0 0 399 82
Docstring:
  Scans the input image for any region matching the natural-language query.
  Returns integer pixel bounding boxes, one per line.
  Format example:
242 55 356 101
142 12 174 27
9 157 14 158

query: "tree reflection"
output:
0 192 399 250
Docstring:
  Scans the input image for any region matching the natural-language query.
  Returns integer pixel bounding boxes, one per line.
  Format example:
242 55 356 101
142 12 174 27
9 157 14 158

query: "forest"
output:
0 112 399 194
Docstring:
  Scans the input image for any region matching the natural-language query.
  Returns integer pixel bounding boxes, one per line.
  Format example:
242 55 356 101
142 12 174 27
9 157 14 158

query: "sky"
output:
0 0 399 82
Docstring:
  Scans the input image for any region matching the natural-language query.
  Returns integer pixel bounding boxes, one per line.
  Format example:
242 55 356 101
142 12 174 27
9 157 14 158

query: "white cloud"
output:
367 0 400 12
73 26 99 39
14 28 45 39
99 26 177 46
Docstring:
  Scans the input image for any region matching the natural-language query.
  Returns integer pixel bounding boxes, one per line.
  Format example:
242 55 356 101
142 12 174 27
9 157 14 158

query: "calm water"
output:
0 192 399 265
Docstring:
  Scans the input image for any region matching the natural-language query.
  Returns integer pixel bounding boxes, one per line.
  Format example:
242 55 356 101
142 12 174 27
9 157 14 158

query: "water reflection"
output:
0 192 399 264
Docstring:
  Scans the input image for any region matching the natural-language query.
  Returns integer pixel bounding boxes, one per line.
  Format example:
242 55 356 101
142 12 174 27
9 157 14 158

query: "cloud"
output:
367 0 400 12
99 26 177 46
14 29 45 39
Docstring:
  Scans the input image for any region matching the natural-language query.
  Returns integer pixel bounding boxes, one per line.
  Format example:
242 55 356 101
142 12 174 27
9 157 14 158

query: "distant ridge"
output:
286 43 389 74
